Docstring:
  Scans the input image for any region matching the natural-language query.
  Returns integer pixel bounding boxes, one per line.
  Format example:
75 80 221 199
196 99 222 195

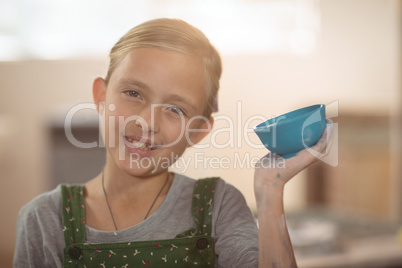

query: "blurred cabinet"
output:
48 110 106 189
307 114 393 220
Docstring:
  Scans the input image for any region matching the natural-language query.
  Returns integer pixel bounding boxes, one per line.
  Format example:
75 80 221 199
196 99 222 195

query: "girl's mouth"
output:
123 136 160 151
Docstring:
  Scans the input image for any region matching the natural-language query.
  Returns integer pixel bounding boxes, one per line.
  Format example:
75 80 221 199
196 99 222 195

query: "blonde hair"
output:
105 18 222 117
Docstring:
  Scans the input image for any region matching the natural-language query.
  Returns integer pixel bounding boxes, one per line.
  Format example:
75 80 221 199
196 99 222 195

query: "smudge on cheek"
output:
276 173 281 178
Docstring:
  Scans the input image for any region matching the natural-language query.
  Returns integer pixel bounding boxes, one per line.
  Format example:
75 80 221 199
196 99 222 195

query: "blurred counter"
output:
286 209 402 268
296 233 402 268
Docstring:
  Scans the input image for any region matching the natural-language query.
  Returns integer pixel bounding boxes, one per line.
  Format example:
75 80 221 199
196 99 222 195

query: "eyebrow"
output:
118 78 151 91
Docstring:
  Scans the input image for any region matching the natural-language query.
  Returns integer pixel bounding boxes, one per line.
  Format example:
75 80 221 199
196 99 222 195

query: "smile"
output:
124 136 160 151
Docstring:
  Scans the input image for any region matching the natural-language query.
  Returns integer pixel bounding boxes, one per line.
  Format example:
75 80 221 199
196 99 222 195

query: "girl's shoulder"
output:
17 184 64 222
15 185 66 267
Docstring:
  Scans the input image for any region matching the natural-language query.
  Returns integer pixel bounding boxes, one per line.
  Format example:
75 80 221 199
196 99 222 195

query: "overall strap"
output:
61 184 86 246
191 177 219 237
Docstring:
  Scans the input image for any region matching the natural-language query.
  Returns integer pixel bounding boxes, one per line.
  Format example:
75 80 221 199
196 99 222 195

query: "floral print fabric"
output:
61 177 219 268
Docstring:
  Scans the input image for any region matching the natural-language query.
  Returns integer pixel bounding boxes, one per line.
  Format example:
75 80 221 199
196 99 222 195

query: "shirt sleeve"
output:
13 188 65 268
213 179 259 268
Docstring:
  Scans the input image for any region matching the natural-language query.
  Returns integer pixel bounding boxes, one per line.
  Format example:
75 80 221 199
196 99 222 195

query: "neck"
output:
101 156 172 203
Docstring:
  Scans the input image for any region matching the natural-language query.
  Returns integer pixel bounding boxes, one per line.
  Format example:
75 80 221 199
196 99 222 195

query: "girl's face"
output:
95 48 212 177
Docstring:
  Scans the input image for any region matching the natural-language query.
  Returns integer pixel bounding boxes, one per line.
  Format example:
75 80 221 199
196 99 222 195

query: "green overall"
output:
61 177 218 268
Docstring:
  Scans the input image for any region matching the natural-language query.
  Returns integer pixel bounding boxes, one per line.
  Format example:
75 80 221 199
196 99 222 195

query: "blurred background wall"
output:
0 0 401 267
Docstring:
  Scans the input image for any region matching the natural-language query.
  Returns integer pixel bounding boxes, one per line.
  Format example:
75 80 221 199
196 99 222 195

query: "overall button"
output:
69 247 81 260
196 238 209 250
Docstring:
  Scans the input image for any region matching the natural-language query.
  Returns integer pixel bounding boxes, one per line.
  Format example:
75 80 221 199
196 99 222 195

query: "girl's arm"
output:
254 120 333 268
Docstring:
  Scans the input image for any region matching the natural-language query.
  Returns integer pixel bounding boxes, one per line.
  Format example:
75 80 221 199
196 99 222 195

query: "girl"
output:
14 18 333 268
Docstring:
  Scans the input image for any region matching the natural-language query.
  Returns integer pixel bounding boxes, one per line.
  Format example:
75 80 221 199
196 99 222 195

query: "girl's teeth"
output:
131 140 153 150
132 141 147 149
125 136 156 150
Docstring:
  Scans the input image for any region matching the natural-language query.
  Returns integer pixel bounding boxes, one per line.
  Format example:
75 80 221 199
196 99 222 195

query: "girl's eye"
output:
167 106 185 116
124 90 142 99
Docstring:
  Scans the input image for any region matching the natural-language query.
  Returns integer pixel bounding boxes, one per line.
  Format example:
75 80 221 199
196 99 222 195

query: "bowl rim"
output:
253 104 325 131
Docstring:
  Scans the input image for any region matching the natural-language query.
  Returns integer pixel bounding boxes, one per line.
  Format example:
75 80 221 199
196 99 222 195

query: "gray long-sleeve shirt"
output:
14 173 259 267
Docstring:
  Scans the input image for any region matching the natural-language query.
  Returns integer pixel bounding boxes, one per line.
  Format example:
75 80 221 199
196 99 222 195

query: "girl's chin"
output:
113 153 171 177
105 142 185 176
116 162 162 177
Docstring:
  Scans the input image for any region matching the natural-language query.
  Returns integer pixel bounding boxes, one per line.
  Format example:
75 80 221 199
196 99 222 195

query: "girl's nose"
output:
135 105 161 134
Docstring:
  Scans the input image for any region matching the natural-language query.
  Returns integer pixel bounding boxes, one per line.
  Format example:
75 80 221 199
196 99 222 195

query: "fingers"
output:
324 119 334 154
314 119 334 155
287 119 334 166
298 119 333 162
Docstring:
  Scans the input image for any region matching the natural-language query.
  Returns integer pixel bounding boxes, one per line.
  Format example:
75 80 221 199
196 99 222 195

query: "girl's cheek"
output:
101 107 122 148
98 102 107 143
161 120 186 145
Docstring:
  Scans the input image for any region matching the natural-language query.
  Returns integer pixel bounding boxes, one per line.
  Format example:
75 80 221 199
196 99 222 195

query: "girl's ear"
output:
187 116 214 147
93 77 107 115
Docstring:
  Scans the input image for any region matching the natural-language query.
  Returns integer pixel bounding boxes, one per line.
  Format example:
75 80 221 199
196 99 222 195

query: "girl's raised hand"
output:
254 119 334 198
254 119 334 268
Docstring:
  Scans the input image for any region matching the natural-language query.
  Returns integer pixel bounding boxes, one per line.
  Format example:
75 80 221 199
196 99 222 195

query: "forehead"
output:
109 48 208 114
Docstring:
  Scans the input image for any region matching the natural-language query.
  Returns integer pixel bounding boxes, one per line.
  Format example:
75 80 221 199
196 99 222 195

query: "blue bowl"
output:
253 104 326 158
